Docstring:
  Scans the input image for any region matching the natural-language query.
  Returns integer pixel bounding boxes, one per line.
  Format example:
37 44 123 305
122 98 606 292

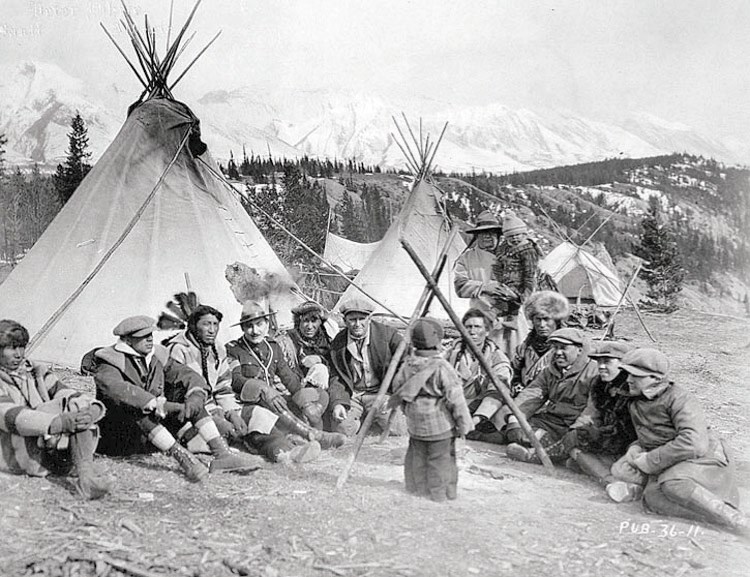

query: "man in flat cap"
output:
613 348 748 534
501 327 597 462
92 315 263 482
327 297 407 437
226 302 346 452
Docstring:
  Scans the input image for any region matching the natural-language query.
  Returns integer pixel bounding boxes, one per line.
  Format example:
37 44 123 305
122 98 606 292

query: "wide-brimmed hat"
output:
232 301 274 327
465 210 503 234
620 348 670 378
340 297 375 317
113 315 156 338
589 341 631 360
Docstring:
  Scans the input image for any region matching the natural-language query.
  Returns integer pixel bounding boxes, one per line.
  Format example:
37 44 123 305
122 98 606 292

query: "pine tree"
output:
340 191 365 241
0 132 6 174
636 196 685 312
227 150 240 179
53 112 92 204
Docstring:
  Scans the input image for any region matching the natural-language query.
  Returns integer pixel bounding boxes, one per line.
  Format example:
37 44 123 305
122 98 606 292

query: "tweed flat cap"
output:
340 297 375 316
548 327 587 347
620 348 670 378
589 341 631 360
113 315 156 338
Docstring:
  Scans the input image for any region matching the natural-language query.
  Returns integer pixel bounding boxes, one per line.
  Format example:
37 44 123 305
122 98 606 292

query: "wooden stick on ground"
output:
400 238 555 470
335 228 459 489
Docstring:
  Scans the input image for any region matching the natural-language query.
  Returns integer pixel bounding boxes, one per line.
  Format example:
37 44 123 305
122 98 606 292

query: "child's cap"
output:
411 318 443 350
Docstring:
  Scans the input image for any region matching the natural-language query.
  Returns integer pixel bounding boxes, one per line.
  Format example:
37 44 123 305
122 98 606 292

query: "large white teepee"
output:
0 5 298 367
539 241 623 306
333 118 468 320
323 232 381 274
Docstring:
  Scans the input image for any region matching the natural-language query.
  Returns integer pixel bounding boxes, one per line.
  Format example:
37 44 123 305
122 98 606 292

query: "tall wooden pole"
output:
400 239 555 470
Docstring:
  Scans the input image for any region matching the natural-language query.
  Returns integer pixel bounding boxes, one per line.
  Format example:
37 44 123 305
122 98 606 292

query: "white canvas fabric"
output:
0 99 299 367
323 233 381 273
539 241 623 306
333 179 469 321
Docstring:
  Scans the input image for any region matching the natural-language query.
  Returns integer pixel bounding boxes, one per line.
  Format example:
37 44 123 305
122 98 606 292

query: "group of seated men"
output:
0 289 746 535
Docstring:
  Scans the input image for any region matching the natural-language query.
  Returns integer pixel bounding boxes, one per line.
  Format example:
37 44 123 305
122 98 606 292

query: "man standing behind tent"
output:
491 213 542 355
454 210 503 322
327 297 407 437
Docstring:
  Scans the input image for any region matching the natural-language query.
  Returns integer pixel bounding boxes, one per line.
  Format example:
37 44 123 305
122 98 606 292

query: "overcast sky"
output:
2 0 749 142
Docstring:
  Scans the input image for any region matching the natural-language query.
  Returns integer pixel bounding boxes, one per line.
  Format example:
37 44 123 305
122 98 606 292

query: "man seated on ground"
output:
327 297 407 437
166 304 324 464
502 328 598 463
453 210 504 344
92 315 262 482
0 320 110 499
511 291 569 397
445 308 511 443
610 348 748 535
541 341 638 488
276 301 335 429
226 302 345 450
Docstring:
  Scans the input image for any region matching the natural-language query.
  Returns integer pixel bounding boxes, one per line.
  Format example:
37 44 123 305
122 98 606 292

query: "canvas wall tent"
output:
333 179 469 321
322 232 381 274
538 241 624 307
0 8 299 367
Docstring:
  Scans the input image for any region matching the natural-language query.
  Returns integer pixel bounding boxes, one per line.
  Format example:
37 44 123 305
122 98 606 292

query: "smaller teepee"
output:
539 241 623 306
333 116 468 321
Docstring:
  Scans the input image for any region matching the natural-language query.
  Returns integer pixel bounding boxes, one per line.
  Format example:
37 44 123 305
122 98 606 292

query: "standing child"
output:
390 318 474 502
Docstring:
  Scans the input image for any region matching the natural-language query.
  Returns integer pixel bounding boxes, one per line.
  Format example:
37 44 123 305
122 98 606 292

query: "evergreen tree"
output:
340 191 365 241
227 150 240 179
53 112 92 204
636 196 685 312
0 132 6 174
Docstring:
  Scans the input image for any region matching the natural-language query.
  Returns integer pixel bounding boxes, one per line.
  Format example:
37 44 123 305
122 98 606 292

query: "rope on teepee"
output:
27 127 194 353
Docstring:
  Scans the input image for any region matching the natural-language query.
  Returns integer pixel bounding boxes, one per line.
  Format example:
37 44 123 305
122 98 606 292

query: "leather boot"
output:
207 435 266 473
166 443 209 482
573 451 615 486
277 409 346 449
683 484 750 536
606 481 644 503
70 430 111 500
506 443 541 464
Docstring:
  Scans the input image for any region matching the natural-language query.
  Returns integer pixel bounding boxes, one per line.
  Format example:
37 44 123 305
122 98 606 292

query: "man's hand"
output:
144 395 168 418
183 393 206 420
332 404 347 422
49 409 94 435
163 401 186 422
260 387 289 413
228 410 248 438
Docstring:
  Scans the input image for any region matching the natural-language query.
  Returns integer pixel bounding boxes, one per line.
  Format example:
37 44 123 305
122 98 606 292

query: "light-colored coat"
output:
0 361 78 476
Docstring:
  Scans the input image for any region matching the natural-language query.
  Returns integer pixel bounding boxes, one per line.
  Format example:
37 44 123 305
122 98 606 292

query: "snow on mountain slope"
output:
1 61 745 172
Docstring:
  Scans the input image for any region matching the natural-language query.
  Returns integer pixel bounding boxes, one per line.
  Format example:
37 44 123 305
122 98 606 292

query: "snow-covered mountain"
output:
1 61 746 172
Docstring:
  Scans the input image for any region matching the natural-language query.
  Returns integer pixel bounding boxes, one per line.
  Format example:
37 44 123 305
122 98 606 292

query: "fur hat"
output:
524 291 570 321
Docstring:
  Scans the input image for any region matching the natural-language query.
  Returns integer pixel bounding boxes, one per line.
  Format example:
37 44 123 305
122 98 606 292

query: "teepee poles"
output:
101 0 216 100
336 228 460 489
391 115 448 181
400 239 555 470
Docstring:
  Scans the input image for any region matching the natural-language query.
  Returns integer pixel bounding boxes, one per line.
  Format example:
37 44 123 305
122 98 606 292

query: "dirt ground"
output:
2 309 749 577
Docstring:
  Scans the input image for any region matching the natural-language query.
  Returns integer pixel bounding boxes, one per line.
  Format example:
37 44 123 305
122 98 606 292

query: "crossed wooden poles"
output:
336 228 553 488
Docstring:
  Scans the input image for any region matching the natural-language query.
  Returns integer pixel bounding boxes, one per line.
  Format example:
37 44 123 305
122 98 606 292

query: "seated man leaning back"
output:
327 297 407 437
